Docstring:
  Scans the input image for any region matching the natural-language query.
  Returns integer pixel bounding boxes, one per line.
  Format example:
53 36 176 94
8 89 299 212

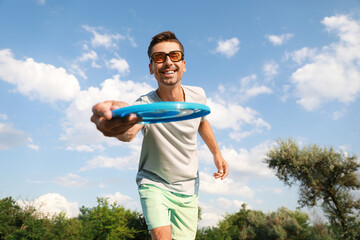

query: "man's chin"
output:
158 79 180 86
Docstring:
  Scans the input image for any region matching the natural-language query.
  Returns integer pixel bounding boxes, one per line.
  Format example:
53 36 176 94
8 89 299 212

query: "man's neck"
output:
156 85 185 102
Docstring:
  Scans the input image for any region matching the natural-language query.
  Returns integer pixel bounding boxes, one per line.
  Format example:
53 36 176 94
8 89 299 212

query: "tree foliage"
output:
196 204 333 240
78 197 149 240
264 138 360 239
1 194 351 240
0 196 150 240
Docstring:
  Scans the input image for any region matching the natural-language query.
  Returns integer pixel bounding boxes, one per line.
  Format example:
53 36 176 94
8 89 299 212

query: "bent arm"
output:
198 120 229 180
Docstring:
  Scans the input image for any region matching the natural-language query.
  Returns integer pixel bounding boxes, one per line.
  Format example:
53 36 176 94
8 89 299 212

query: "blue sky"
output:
1 0 360 227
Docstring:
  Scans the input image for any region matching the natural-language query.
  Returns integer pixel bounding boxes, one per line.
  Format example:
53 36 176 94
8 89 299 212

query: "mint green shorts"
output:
138 184 198 240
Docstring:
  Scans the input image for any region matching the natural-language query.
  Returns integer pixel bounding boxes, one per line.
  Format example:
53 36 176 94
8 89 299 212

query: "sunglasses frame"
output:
150 51 184 63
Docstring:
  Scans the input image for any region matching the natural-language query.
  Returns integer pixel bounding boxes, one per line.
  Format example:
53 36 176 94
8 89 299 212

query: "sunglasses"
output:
150 51 184 63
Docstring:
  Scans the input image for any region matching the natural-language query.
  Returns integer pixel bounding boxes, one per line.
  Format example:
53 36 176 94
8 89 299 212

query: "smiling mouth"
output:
162 70 176 75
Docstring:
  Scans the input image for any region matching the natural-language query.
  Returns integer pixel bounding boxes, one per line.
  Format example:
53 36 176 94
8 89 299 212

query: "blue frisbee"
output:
112 102 210 124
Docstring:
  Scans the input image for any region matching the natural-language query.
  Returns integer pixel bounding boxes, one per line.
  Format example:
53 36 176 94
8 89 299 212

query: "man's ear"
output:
183 60 186 72
149 63 153 75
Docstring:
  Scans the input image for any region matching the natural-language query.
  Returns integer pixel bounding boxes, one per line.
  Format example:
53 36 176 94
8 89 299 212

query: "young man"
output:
91 31 228 240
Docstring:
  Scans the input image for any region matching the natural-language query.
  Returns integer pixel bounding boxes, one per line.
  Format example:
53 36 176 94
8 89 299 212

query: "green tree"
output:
0 197 21 238
265 138 360 240
78 197 149 240
0 197 52 240
46 212 82 240
196 204 330 240
0 196 150 240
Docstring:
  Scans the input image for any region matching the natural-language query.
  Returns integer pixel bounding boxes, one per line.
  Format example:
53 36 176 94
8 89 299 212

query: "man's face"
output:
149 41 186 87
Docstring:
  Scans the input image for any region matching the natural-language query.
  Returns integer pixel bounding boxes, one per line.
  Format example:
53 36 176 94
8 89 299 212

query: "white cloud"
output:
207 98 269 131
0 114 8 120
18 193 79 218
83 25 124 48
333 109 347 120
80 152 139 172
263 61 279 80
0 49 80 102
217 74 272 106
27 144 39 150
70 50 100 79
199 197 249 227
66 144 98 152
34 0 46 5
54 173 90 188
206 98 271 141
199 172 254 198
0 123 31 150
107 57 130 75
280 84 291 102
266 33 294 46
78 50 98 62
71 49 102 79
27 137 39 151
78 50 101 69
102 192 137 209
239 74 273 100
199 141 274 179
198 142 277 228
60 75 153 151
245 85 272 97
290 15 360 111
127 35 138 48
285 47 317 65
222 142 273 178
214 37 240 58
70 64 87 79
82 25 137 49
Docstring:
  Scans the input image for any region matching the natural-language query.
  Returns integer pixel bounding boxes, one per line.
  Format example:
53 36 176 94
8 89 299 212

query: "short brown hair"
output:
147 31 184 58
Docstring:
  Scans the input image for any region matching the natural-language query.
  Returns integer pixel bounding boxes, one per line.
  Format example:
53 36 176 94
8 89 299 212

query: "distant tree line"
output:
197 204 335 240
0 197 150 240
1 138 359 239
1 196 357 240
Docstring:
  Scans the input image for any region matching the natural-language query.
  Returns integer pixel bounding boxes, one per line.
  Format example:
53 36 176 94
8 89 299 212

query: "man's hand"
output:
198 120 229 180
213 152 229 180
90 100 143 141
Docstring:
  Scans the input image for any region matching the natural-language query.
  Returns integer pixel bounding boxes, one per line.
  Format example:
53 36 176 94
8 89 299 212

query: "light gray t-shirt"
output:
135 85 207 195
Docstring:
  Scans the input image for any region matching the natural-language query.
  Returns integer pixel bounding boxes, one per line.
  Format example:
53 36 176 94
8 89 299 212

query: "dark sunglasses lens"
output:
152 53 166 63
169 51 182 61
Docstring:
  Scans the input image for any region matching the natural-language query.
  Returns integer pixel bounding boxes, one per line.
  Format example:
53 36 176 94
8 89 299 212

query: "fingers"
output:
221 163 229 180
92 114 142 137
92 101 114 120
91 101 142 138
213 161 229 180
92 101 130 120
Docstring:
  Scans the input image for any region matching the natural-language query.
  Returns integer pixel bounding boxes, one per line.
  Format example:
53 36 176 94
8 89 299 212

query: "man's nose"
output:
163 55 174 64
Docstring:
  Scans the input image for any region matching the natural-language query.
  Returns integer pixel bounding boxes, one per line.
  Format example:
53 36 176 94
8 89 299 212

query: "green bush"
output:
0 197 150 240
196 204 336 240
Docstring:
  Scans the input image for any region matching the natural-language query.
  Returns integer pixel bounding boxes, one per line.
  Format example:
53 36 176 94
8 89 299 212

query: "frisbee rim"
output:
111 102 210 124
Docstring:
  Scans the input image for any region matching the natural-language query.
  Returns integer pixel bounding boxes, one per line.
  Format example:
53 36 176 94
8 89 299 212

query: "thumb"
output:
105 101 130 120
216 161 224 173
110 101 130 110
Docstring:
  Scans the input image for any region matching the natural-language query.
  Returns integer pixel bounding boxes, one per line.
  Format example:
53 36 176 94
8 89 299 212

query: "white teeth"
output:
164 71 174 74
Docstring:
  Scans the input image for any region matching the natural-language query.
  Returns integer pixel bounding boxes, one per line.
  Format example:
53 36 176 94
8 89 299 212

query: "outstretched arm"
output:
198 120 229 180
91 100 144 142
